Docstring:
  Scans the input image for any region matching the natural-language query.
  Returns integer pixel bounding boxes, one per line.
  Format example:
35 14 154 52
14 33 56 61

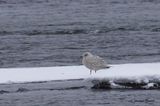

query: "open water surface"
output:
0 0 160 67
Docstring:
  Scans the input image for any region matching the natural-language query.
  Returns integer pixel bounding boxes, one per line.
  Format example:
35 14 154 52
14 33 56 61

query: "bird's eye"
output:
84 54 88 56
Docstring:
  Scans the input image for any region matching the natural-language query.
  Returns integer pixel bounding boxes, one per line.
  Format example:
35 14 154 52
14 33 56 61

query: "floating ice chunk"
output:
0 62 159 89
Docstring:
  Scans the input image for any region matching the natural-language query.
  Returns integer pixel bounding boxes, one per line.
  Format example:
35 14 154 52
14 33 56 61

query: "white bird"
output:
82 52 110 74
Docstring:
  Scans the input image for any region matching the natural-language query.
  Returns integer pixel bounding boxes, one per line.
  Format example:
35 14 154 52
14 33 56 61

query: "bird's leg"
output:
95 70 96 73
90 70 92 75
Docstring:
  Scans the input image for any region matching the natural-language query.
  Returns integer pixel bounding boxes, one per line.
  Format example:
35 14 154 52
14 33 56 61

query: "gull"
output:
82 52 110 74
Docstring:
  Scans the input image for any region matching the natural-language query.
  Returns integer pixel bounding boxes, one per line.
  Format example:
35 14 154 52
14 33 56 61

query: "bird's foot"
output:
90 70 92 75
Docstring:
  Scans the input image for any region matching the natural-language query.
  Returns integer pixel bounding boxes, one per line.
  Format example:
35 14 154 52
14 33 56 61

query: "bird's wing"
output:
87 55 107 67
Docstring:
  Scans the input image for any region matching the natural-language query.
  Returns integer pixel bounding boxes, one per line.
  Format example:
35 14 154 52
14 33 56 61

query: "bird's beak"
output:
80 56 83 58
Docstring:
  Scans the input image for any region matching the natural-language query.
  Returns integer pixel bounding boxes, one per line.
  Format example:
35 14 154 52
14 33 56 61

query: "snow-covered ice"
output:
0 62 160 89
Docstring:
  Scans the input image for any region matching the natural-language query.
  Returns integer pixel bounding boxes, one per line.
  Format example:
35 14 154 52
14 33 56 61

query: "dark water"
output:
0 0 160 67
1 0 160 105
0 80 160 106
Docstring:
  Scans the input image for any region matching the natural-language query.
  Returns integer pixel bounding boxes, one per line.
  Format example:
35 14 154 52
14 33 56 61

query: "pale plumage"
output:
82 52 110 74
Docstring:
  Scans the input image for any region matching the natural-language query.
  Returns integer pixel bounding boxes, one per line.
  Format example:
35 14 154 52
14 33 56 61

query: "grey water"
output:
0 0 160 105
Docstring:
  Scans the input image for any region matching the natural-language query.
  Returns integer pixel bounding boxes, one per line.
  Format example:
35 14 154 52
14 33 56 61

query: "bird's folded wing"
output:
87 56 107 67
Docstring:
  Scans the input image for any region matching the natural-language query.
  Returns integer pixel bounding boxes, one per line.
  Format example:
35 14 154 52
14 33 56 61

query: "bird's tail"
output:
105 65 111 68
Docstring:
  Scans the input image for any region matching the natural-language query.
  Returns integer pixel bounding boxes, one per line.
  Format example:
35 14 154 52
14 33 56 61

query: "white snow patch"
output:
0 62 160 84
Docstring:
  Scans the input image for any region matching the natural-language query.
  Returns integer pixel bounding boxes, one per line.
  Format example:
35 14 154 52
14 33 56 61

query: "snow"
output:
93 62 160 78
0 62 160 85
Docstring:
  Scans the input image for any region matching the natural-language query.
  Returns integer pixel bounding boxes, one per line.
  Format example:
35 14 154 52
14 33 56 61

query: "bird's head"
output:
82 52 92 58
